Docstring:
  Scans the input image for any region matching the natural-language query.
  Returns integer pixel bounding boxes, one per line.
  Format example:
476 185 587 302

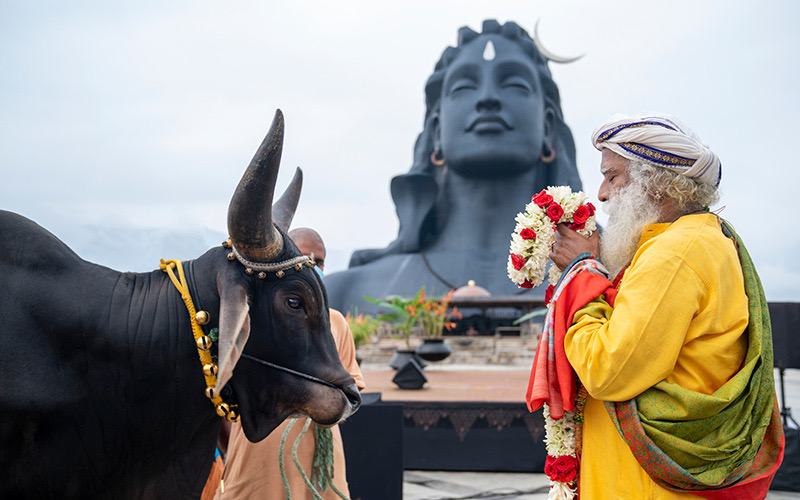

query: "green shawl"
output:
604 218 783 495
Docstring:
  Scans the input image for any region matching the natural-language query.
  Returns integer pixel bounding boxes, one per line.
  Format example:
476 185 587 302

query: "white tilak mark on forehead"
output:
483 40 496 61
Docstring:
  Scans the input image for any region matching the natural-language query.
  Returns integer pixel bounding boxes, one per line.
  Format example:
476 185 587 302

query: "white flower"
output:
507 186 596 289
542 403 579 499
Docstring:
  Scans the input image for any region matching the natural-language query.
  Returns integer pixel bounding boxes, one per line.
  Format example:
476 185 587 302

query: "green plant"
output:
364 290 423 350
417 288 462 339
345 310 380 348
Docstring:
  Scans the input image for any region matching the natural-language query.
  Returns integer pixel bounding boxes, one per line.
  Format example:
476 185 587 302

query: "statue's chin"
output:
446 149 539 178
449 158 536 179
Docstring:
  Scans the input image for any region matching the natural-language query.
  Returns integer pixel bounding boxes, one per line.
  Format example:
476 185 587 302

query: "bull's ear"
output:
216 280 251 393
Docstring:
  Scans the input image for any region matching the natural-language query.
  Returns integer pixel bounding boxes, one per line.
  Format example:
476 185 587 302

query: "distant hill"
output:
50 223 227 273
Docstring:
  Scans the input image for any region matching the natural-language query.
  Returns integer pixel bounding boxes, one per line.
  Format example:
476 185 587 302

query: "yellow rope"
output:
159 259 224 409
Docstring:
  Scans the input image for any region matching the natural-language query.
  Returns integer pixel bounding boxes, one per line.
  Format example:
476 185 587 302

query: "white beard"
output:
599 182 661 279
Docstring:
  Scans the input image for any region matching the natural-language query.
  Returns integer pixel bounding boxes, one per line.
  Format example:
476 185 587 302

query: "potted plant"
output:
365 291 428 369
416 288 462 362
345 310 380 365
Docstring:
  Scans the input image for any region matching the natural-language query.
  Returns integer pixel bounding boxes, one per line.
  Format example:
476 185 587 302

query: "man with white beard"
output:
547 112 783 498
595 167 662 280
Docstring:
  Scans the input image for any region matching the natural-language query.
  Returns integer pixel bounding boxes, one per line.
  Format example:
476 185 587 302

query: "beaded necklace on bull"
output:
159 238 317 422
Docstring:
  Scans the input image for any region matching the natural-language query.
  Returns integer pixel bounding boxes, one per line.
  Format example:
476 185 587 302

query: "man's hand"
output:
549 224 601 270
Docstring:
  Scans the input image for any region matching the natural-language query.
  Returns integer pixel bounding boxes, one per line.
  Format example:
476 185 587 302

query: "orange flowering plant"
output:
416 288 463 339
364 289 424 350
344 309 380 348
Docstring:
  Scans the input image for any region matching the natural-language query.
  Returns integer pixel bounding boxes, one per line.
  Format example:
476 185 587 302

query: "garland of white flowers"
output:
507 186 597 294
508 186 597 499
543 405 579 499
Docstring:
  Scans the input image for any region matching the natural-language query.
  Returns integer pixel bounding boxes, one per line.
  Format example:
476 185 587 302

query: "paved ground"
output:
358 364 800 499
402 470 800 499
359 363 530 402
361 362 800 411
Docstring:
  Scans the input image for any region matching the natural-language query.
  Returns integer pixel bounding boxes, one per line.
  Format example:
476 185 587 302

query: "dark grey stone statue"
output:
326 19 583 314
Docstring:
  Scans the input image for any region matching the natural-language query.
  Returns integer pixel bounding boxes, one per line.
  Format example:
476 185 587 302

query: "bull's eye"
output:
287 297 303 310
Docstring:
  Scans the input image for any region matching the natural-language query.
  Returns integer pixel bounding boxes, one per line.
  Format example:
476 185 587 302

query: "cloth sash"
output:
526 259 616 417
526 219 784 497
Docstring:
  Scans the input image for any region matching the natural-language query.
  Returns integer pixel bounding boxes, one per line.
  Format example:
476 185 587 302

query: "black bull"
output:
0 110 361 498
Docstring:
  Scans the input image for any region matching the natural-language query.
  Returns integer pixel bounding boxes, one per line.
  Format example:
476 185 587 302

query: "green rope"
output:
292 419 323 500
312 426 351 500
278 419 351 500
279 419 297 500
312 425 333 491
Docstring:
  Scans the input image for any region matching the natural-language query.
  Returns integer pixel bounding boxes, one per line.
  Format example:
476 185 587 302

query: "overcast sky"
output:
2 1 799 301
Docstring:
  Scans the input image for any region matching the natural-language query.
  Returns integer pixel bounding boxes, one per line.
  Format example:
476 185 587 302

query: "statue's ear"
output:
543 107 556 146
216 279 251 393
431 112 442 152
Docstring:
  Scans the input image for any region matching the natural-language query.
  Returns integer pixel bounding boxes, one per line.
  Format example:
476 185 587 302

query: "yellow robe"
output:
218 309 366 500
565 214 749 498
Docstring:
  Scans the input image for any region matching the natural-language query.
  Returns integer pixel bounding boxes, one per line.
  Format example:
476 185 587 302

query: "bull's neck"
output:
102 263 217 397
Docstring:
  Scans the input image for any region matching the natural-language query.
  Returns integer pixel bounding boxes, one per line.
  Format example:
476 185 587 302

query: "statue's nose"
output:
477 96 501 112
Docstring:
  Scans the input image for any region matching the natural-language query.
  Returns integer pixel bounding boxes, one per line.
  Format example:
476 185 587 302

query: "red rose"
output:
586 202 596 216
519 228 536 240
546 202 564 223
544 454 579 483
532 190 553 207
572 205 590 224
544 284 555 305
569 221 586 231
519 280 534 289
511 253 526 271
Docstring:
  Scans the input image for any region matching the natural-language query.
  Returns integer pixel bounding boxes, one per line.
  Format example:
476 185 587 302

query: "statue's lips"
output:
466 115 512 133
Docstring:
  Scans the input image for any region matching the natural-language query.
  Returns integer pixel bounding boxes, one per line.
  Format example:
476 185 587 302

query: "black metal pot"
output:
416 338 452 362
389 349 429 370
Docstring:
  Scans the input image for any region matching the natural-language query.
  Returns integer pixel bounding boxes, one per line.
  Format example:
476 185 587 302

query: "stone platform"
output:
357 335 538 367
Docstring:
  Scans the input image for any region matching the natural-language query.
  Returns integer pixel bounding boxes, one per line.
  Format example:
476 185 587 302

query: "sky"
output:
1 1 799 301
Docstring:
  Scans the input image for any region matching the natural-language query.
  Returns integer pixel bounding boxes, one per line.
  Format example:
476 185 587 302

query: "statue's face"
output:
437 35 548 177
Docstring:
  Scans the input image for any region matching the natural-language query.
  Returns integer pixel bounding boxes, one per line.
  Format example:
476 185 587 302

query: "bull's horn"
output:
273 167 303 232
227 109 285 262
533 19 583 64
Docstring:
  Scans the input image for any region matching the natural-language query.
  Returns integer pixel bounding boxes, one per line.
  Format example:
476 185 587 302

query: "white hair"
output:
628 160 719 212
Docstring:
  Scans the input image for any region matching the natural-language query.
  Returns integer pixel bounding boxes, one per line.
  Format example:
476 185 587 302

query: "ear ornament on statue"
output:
540 144 556 164
430 148 447 167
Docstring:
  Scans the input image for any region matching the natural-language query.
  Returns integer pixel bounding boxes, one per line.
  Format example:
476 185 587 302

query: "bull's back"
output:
0 211 109 496
0 210 84 271
0 210 91 409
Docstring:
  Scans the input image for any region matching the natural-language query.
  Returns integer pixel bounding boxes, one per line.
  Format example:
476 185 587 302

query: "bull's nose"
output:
342 383 361 413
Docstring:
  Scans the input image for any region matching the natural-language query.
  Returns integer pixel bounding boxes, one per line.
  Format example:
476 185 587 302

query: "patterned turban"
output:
591 112 722 189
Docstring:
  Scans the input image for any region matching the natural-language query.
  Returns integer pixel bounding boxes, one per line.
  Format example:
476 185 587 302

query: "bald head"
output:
288 228 326 270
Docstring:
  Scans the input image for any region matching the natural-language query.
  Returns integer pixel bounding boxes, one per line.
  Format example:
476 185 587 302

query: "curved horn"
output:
227 109 285 262
533 19 584 64
273 167 303 232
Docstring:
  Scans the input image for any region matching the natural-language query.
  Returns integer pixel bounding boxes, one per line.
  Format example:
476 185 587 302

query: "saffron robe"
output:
217 309 365 500
565 214 751 498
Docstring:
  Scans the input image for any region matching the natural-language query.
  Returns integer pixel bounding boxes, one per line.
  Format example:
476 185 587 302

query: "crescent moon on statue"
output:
533 19 584 64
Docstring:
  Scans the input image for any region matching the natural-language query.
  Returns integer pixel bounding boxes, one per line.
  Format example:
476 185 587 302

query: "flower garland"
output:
541 385 588 500
507 186 597 499
543 405 579 498
507 186 597 304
